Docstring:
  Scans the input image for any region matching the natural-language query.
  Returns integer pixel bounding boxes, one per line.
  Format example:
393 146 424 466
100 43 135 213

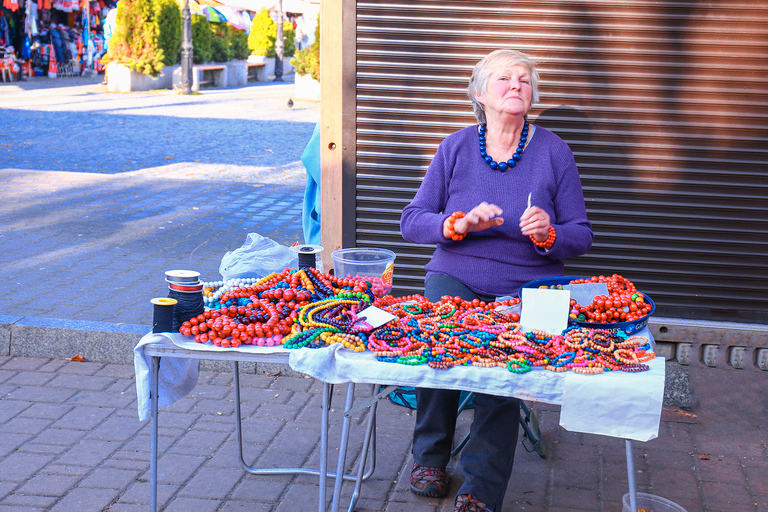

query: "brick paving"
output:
1 76 767 512
1 355 767 512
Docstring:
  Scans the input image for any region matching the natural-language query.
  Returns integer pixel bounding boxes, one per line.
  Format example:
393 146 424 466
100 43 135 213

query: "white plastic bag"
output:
219 233 298 281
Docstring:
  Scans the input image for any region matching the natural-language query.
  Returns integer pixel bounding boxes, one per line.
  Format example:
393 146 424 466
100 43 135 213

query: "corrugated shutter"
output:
353 0 768 324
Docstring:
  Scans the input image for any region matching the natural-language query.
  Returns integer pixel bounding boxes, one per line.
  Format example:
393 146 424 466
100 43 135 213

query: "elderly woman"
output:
400 49 594 512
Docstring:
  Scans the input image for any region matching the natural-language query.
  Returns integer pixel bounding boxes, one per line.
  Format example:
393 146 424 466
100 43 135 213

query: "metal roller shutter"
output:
353 0 768 324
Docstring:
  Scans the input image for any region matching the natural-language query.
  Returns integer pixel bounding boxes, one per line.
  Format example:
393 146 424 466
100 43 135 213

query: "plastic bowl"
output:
332 248 396 297
518 276 656 335
622 492 689 512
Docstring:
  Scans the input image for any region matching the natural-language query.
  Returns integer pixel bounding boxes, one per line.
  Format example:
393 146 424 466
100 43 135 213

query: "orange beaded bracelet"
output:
530 225 556 250
446 211 467 241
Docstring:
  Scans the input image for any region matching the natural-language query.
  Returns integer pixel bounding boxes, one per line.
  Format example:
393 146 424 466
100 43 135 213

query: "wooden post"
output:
320 0 356 271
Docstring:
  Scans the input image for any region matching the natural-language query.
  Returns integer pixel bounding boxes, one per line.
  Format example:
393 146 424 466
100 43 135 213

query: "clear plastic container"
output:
622 492 689 512
331 248 396 296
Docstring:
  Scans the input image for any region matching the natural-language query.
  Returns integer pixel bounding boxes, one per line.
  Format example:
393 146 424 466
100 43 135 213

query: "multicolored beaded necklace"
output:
184 269 655 374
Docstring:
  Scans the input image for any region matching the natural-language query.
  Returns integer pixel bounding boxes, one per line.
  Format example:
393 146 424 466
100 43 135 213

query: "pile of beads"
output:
567 274 653 324
281 297 372 349
183 267 376 347
365 295 655 374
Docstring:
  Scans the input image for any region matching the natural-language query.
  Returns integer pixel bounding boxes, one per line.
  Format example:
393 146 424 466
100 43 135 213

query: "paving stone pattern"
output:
1 356 767 511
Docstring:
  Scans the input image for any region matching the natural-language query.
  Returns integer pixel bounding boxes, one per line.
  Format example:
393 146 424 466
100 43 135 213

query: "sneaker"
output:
454 493 492 512
409 462 448 498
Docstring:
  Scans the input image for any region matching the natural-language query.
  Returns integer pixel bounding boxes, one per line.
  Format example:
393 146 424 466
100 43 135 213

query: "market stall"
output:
0 0 113 79
134 255 668 512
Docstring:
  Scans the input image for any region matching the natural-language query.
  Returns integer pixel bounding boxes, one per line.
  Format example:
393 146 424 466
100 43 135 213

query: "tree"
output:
102 0 164 76
153 0 182 66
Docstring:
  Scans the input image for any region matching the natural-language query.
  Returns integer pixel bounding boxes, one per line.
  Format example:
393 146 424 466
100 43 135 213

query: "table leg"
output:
345 384 379 512
150 356 160 512
319 382 330 512
626 439 638 511
330 383 356 512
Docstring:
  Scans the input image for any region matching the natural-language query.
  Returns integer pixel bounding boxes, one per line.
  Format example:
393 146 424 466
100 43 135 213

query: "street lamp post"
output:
273 0 284 82
180 0 193 94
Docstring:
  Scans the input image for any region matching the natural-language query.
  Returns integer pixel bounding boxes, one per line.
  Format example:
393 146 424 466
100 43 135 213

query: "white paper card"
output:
567 282 609 308
520 287 570 335
357 306 397 329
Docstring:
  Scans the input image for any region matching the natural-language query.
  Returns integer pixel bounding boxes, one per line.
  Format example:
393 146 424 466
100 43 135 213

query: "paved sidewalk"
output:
1 76 316 329
0 355 767 512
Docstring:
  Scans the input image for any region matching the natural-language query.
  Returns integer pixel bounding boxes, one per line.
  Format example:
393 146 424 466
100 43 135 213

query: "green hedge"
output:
154 0 181 66
191 15 212 64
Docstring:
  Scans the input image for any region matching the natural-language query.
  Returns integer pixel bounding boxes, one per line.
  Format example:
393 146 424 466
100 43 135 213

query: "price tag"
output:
566 282 609 306
357 306 396 330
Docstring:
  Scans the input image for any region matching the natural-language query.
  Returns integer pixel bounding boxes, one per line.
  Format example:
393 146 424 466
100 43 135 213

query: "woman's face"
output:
474 64 534 120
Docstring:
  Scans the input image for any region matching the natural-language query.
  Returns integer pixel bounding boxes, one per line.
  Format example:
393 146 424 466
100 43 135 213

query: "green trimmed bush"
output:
102 0 164 76
210 22 234 62
191 15 212 64
230 26 249 60
247 9 295 58
153 0 181 66
281 21 295 58
248 8 274 57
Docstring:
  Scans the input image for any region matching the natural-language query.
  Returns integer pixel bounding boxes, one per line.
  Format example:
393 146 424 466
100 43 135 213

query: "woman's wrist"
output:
530 225 556 250
444 211 467 241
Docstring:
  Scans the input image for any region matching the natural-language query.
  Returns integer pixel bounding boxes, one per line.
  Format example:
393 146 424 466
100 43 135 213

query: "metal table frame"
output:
143 340 378 512
145 340 645 511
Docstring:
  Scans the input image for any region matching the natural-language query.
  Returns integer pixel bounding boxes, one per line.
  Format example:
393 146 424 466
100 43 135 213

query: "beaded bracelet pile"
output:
185 271 656 375
366 295 655 374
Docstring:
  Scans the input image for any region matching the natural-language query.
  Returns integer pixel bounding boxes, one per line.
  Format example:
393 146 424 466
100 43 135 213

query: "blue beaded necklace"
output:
478 119 529 172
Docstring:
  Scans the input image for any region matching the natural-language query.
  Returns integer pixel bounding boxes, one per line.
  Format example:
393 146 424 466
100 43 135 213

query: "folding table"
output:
139 337 378 512
289 341 665 512
138 333 664 512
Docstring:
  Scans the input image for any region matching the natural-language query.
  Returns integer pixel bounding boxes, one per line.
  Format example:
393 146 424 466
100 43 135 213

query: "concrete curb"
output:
0 314 303 375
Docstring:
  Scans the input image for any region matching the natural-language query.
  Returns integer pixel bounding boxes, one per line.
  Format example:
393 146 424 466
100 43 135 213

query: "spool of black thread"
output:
298 247 316 269
151 298 177 333
168 288 205 332
291 244 323 270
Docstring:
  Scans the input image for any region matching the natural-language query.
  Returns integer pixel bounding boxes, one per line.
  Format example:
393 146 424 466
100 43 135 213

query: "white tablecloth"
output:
134 330 664 441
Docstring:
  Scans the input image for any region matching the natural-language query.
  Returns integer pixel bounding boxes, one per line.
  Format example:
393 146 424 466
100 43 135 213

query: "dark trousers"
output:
412 273 521 512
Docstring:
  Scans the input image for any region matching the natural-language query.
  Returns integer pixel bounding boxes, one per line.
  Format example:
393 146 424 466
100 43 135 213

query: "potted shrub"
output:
102 0 170 91
154 0 181 67
247 8 296 78
290 14 319 100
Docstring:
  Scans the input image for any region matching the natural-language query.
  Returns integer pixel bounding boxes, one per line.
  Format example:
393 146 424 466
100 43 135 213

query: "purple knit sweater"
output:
400 124 594 297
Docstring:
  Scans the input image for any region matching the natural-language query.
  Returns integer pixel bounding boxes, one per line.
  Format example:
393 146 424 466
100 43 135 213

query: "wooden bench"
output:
246 61 267 82
192 64 227 91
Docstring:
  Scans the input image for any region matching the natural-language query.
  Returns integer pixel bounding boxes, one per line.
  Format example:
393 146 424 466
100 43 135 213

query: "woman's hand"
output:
444 202 504 239
519 207 551 242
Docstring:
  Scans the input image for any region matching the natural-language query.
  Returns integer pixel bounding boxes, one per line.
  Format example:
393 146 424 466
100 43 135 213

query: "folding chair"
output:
451 392 546 458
